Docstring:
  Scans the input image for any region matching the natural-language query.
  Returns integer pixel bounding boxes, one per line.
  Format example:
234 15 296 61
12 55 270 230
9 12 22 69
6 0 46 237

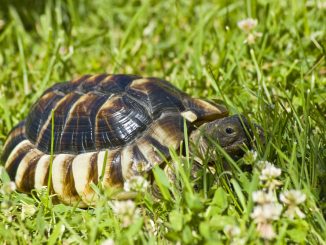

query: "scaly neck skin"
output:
188 124 213 163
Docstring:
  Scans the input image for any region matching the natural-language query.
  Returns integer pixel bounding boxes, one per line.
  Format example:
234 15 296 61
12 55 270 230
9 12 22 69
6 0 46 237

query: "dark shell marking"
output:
2 74 228 206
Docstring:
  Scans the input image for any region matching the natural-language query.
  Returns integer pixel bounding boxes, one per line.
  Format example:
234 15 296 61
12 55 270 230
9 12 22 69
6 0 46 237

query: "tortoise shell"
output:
1 74 228 206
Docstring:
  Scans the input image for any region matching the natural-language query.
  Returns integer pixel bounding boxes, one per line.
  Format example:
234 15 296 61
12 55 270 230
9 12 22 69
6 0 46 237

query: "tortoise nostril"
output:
225 127 234 134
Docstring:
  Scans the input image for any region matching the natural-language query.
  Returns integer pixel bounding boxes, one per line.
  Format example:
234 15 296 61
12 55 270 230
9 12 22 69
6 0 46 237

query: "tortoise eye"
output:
225 127 234 134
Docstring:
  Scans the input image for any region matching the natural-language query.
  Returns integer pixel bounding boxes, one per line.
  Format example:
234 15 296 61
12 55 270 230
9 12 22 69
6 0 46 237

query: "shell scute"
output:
1 120 26 163
25 91 66 145
5 140 34 180
58 92 108 153
42 81 72 95
79 74 108 92
128 78 185 118
52 154 81 205
72 152 99 205
34 155 51 189
16 149 43 192
95 95 151 149
97 74 141 95
33 91 84 152
184 98 229 122
105 150 124 187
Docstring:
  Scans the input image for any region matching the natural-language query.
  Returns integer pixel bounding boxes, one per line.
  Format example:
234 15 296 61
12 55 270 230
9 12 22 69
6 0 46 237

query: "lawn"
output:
0 0 325 244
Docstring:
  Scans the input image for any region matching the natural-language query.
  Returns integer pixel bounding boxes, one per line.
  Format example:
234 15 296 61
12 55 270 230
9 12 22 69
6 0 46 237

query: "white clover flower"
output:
280 190 306 206
111 200 136 215
231 238 246 245
101 238 115 245
256 160 270 169
256 222 276 240
143 21 156 36
148 217 164 235
123 176 150 193
251 203 282 223
280 190 306 219
1 181 17 195
283 206 306 219
1 200 13 210
146 218 158 236
245 32 263 44
110 200 139 227
21 204 36 220
237 18 258 33
224 225 241 237
317 1 326 9
261 163 282 178
259 163 282 189
252 190 275 204
3 209 13 222
243 150 258 164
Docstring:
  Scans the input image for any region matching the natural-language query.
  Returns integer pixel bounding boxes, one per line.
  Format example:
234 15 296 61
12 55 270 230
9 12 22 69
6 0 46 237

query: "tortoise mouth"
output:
221 138 251 159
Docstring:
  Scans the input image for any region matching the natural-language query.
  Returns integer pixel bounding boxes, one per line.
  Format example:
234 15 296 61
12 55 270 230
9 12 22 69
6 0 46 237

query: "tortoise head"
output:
190 114 264 159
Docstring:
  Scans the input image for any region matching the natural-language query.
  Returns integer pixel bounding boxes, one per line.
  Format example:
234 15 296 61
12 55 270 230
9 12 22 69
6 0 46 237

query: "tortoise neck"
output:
188 124 209 156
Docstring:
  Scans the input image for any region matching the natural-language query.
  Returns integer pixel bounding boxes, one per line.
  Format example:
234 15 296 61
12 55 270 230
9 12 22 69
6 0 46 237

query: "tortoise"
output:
1 74 262 207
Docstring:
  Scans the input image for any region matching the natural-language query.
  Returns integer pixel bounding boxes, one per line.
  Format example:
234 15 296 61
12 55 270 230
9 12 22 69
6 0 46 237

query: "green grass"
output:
0 0 325 244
